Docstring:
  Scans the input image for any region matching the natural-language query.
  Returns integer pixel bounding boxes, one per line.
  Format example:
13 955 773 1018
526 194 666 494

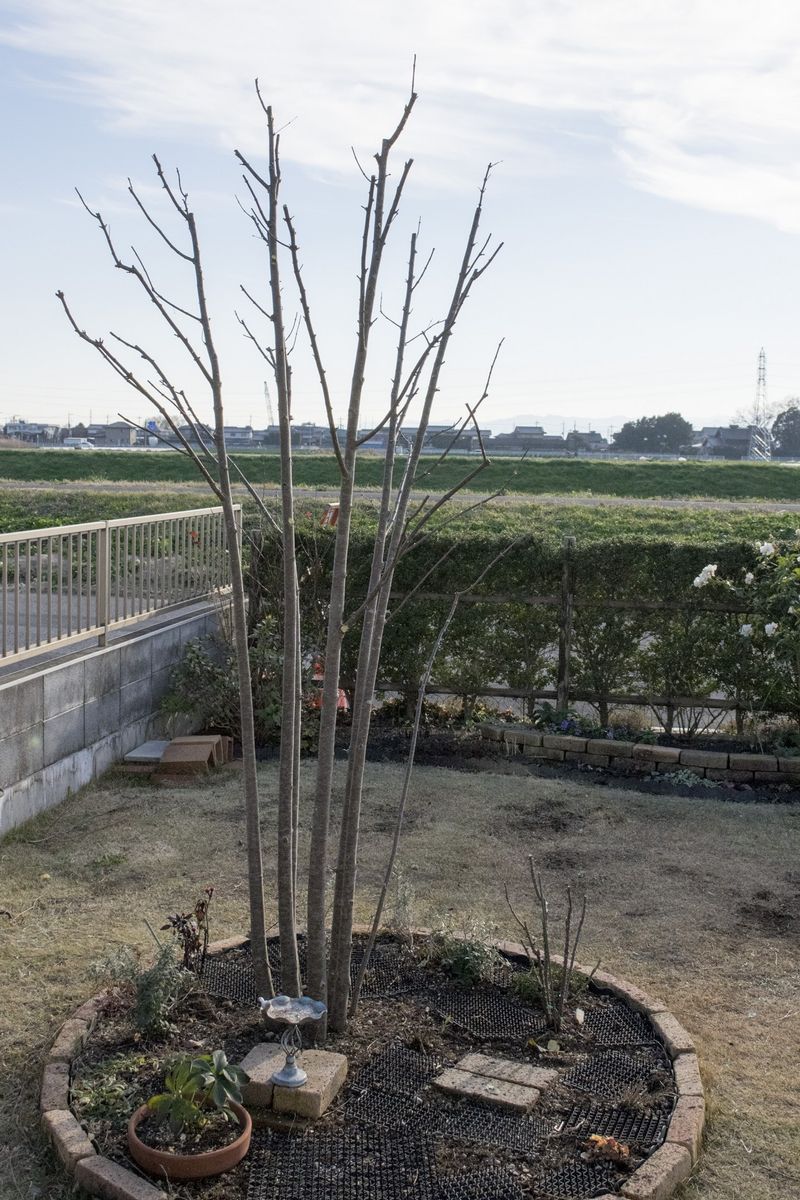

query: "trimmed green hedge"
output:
251 506 797 733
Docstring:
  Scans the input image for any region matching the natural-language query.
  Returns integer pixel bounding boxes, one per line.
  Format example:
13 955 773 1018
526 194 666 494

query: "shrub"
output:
93 944 195 1037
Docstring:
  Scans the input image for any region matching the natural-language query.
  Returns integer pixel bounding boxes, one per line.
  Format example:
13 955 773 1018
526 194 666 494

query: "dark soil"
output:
135 1108 241 1155
71 937 677 1200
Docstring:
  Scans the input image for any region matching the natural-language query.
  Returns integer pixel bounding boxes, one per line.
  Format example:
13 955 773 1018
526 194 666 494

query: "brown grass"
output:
1 761 798 1199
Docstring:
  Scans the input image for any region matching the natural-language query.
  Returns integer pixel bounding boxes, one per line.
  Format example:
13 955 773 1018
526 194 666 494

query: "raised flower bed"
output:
479 722 800 785
40 931 704 1200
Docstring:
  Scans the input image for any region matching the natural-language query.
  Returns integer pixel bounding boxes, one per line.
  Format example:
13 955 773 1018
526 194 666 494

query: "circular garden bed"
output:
42 932 703 1200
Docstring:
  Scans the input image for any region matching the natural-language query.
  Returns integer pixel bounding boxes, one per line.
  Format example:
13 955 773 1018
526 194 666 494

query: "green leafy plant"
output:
423 921 501 987
93 944 195 1037
147 1051 248 1134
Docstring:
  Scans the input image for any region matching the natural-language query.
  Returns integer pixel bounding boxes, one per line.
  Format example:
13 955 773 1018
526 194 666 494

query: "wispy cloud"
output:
3 1 800 227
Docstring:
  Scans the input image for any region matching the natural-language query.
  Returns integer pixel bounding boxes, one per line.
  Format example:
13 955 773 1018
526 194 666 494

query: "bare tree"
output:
62 77 503 1035
57 162 275 999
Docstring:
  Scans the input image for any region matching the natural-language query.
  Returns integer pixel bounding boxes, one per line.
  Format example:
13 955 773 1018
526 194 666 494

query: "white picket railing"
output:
0 505 238 665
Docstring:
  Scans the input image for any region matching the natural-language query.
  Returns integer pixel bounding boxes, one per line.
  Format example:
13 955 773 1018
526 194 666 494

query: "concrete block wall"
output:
0 608 218 837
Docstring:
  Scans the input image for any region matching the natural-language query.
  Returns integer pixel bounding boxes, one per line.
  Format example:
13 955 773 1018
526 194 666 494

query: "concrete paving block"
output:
85 692 121 744
124 740 170 764
240 1042 285 1107
120 638 152 686
43 707 85 768
85 650 121 702
456 1053 558 1091
49 1017 91 1062
667 1095 705 1163
621 1142 691 1199
40 1062 71 1111
650 1011 695 1056
679 749 727 769
43 661 85 719
41 1108 96 1170
433 1066 540 1112
75 1154 167 1199
0 676 43 738
673 1053 704 1097
272 1050 348 1119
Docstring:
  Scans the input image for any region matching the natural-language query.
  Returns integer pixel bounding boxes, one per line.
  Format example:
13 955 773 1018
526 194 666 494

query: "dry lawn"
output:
1 761 799 1199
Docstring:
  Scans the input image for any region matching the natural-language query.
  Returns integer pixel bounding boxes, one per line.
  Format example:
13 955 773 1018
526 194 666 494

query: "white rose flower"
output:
744 572 754 585
758 542 776 557
740 624 753 637
765 622 778 637
692 564 717 588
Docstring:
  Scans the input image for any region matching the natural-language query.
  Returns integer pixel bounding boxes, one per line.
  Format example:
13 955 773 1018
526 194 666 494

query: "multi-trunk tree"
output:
60 77 502 1034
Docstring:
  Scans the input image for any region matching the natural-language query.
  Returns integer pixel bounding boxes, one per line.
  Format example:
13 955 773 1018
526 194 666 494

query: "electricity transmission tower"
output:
264 380 275 428
749 347 772 461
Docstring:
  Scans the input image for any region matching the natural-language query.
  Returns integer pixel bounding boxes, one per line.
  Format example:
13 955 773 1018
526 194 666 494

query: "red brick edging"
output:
481 721 799 784
41 934 704 1200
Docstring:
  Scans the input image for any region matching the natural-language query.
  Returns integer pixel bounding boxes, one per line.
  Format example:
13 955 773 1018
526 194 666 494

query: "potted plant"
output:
127 1050 252 1181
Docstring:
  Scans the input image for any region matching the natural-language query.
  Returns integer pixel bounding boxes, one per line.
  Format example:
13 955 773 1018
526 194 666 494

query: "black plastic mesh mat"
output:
492 956 529 990
199 954 258 1006
438 1165 527 1200
246 1127 440 1200
199 937 308 1004
426 989 548 1040
438 1099 553 1155
351 1043 440 1096
536 1157 616 1199
343 1089 433 1133
563 1100 672 1150
350 941 429 998
584 1001 654 1047
561 1047 671 1101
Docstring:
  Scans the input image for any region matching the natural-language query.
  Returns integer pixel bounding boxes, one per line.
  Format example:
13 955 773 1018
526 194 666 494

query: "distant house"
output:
565 429 609 452
689 426 762 459
85 421 137 447
490 426 567 453
3 420 60 444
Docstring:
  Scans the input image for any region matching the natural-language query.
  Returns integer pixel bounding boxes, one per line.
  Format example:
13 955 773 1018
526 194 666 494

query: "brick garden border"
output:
480 721 800 785
41 933 704 1200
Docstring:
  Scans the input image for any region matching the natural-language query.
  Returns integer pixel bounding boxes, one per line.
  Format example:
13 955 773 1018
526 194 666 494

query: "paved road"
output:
6 478 800 513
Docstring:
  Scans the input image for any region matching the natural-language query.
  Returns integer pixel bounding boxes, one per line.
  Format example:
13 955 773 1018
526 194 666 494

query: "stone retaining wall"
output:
0 606 218 837
41 933 705 1200
480 722 800 784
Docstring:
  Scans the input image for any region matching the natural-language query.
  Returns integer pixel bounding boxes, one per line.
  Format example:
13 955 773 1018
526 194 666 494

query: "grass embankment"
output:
0 486 796 545
2 448 800 500
0 761 798 1199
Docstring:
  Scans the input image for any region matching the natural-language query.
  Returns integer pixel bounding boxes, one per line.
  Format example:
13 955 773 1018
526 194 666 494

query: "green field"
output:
1 448 800 500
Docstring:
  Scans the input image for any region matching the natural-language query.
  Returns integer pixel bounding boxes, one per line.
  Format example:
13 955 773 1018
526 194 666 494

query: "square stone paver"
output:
433 1066 540 1112
239 1042 285 1107
272 1049 348 1119
123 740 169 764
456 1052 558 1091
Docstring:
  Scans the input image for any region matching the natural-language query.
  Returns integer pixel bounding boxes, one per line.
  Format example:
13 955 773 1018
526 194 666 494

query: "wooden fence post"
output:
556 535 576 712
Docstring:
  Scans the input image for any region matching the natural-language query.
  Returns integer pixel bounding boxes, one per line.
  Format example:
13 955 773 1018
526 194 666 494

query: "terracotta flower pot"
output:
127 1100 252 1181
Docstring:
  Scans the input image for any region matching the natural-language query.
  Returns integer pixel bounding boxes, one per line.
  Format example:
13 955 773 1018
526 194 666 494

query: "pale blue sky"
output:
3 1 800 436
